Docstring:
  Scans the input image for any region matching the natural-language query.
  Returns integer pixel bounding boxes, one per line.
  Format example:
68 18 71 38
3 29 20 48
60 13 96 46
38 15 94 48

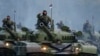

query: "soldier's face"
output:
7 16 10 20
43 12 47 15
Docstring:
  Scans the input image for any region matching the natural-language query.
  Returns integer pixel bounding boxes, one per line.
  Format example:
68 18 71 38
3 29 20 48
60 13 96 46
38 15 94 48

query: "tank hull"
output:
0 48 98 56
0 48 16 56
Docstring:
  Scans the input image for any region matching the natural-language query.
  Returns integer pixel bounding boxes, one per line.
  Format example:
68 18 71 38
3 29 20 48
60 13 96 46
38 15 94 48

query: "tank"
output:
0 27 43 56
0 27 18 56
0 22 98 56
33 22 98 56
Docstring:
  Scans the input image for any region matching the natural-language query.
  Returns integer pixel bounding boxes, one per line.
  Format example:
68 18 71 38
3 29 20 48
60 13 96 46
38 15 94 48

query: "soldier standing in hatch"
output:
37 10 52 29
2 15 15 30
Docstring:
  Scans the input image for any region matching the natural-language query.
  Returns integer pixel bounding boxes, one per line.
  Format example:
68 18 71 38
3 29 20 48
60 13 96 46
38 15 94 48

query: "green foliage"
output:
21 27 29 32
74 31 83 37
0 27 3 31
61 26 71 32
56 21 71 32
21 27 36 41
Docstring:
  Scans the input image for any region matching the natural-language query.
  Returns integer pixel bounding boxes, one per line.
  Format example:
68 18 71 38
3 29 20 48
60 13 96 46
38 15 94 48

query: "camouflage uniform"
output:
37 10 51 28
2 16 14 30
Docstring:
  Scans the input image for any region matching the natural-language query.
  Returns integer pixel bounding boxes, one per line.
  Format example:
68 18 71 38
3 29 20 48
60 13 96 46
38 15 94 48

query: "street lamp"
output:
49 4 54 31
49 4 52 19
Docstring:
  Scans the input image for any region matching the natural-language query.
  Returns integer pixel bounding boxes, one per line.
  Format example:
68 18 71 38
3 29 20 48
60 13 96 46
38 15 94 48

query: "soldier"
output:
2 15 14 30
37 10 52 28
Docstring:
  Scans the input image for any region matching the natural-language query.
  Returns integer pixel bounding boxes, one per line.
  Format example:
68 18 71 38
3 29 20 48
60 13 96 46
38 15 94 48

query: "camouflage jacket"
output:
37 14 51 24
2 18 14 26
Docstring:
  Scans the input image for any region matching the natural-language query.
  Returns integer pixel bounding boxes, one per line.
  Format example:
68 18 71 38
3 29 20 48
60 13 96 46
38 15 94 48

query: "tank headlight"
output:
41 45 48 51
74 47 81 54
5 42 10 47
75 47 79 50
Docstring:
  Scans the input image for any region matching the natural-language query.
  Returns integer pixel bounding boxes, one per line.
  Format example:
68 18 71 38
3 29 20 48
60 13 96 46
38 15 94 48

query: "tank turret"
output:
4 27 18 40
0 27 18 41
39 22 54 41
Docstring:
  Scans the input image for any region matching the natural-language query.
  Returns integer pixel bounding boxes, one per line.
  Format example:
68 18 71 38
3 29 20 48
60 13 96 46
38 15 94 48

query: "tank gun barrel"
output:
39 22 54 41
39 22 44 27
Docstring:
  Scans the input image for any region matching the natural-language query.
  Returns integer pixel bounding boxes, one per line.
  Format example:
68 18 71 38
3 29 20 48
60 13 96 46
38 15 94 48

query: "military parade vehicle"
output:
0 27 43 56
0 21 98 56
32 22 98 56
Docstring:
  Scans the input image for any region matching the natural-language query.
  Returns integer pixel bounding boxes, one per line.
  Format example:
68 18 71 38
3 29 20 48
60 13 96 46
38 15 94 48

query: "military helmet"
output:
7 15 10 17
43 10 47 12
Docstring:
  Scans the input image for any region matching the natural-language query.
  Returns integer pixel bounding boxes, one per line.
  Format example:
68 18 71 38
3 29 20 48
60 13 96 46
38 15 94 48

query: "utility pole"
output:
92 16 94 34
14 10 16 32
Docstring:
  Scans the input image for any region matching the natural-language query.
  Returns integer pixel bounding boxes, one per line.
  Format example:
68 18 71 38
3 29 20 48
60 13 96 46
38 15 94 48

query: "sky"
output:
0 0 100 31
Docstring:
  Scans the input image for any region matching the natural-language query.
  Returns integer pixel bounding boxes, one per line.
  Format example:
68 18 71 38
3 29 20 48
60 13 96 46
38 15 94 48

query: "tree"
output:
21 27 29 32
56 21 64 29
56 21 71 32
60 26 71 32
0 27 3 31
74 31 83 37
